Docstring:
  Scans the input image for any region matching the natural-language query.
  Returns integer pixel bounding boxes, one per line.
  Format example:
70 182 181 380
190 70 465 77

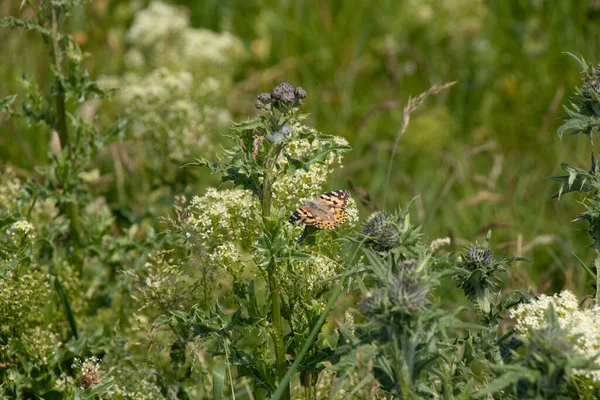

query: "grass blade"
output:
213 362 227 400
54 276 78 339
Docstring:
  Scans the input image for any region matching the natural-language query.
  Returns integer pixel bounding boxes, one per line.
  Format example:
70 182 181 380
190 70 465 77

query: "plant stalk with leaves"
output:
552 54 600 305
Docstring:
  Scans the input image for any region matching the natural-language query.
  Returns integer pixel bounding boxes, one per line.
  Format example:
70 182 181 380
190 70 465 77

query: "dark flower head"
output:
463 245 494 270
271 81 296 104
359 289 386 318
363 211 400 251
398 260 417 274
257 92 272 104
582 77 600 99
387 276 428 312
295 87 307 99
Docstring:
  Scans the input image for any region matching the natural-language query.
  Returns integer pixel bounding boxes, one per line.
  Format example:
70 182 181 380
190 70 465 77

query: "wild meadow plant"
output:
470 55 600 399
0 0 241 398
4 2 600 399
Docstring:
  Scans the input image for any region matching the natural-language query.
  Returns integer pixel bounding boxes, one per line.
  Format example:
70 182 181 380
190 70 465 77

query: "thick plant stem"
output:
272 275 346 400
50 6 69 148
51 5 83 253
268 267 288 398
596 251 600 305
261 151 290 400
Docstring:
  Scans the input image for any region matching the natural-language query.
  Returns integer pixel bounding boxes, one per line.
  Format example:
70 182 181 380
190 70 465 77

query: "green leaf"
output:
75 382 114 399
212 362 227 400
232 117 263 133
54 276 78 339
572 251 596 278
0 95 16 113
0 16 50 37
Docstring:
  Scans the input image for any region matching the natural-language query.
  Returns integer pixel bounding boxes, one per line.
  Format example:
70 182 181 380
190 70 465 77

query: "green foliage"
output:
4 0 600 399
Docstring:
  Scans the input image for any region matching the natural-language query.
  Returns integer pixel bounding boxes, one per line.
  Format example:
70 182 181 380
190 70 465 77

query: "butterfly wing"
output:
315 190 350 225
289 190 350 230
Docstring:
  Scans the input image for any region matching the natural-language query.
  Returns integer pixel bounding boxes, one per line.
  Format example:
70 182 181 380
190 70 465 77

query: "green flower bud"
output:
360 289 386 318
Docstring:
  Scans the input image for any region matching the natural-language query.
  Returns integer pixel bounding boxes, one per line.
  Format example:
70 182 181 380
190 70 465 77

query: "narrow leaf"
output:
212 362 227 400
54 277 78 339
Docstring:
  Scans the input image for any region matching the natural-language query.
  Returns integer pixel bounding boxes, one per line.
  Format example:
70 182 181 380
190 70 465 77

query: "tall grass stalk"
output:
383 81 456 208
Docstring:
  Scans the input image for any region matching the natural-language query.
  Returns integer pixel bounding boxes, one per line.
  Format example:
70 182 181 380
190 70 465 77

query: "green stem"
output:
50 5 84 255
272 275 346 400
50 6 69 148
268 268 288 398
595 250 600 305
261 146 289 400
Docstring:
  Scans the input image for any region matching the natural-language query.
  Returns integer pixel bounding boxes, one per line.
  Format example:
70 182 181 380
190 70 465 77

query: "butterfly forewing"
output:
289 190 351 230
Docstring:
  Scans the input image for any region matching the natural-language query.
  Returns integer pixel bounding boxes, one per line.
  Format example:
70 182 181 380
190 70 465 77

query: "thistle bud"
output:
463 245 493 271
363 211 400 252
397 260 417 273
271 81 296 104
295 87 307 99
387 276 428 312
359 289 386 318
257 92 272 103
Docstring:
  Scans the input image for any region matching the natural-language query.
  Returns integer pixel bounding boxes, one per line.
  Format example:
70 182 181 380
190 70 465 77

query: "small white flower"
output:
7 220 36 239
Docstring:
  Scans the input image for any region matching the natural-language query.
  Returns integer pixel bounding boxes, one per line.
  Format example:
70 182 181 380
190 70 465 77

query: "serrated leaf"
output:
0 17 50 36
232 117 263 133
0 95 16 112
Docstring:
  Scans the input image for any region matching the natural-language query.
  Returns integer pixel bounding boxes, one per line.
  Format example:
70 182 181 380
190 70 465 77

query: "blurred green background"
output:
2 0 600 297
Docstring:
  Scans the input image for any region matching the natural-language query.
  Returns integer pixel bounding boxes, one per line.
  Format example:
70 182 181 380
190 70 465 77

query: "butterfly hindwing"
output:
289 190 350 230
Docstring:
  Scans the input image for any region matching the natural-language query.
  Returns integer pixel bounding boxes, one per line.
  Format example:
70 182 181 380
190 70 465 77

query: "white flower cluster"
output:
273 124 350 206
510 290 600 386
182 188 261 275
7 220 36 240
0 168 59 235
104 1 244 168
510 291 579 336
105 376 163 399
288 253 340 292
125 1 244 77
118 68 215 162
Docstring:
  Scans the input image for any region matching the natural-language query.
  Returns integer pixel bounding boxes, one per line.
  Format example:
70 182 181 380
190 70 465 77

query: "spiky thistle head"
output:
462 245 494 271
360 289 387 318
397 259 417 274
363 211 400 252
581 64 600 100
387 276 429 313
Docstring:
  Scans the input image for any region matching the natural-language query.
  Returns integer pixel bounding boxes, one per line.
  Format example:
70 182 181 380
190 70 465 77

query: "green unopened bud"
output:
359 289 386 318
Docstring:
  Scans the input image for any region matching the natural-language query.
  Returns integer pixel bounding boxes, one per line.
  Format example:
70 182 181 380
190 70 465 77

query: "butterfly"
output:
288 190 351 230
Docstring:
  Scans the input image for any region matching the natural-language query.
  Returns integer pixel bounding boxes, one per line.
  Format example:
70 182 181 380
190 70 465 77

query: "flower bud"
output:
387 276 428 312
363 211 400 251
463 245 493 270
